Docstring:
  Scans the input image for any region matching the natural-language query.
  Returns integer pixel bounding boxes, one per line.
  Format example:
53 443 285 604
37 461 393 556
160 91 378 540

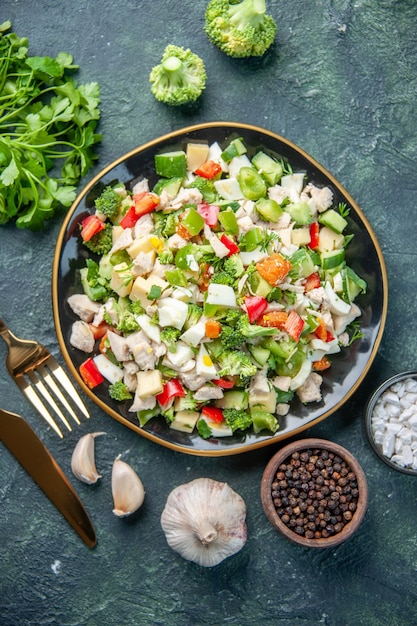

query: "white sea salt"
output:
371 377 417 471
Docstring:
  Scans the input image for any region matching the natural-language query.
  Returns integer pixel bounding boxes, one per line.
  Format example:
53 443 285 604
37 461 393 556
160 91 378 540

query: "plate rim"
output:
52 121 388 457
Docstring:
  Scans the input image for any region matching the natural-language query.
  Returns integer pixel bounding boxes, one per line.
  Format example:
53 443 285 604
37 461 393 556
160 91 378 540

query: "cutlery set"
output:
0 317 96 547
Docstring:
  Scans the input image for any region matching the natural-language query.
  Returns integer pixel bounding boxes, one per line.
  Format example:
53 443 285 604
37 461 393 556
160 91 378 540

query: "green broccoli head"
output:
217 350 257 378
205 0 277 58
108 380 133 402
189 176 219 204
83 222 113 255
161 326 182 352
149 45 207 106
223 408 252 432
94 186 123 220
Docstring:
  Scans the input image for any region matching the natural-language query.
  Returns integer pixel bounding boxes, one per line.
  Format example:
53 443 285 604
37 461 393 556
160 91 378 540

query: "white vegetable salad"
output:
68 136 366 440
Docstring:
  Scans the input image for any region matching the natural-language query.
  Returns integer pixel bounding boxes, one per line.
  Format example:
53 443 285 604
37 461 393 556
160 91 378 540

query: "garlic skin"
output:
71 432 106 485
111 455 145 517
160 478 247 567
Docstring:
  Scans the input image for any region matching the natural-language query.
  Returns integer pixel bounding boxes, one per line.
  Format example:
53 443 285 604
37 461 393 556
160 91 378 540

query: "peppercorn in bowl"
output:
261 438 368 547
365 371 417 475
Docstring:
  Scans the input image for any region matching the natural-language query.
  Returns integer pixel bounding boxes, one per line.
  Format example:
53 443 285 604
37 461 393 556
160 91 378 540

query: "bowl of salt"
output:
365 371 417 475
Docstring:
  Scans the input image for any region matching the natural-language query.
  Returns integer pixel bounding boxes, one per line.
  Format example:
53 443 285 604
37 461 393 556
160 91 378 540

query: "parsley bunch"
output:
0 21 102 229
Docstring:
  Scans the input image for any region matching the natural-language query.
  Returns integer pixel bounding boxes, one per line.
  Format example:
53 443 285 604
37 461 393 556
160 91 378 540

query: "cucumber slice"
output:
154 151 187 178
321 248 345 270
252 151 283 186
318 209 348 234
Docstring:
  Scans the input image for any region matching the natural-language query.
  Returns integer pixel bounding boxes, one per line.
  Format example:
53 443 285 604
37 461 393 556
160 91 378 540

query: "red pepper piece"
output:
220 234 240 257
156 378 186 408
197 202 220 227
80 214 105 242
202 406 225 423
244 295 268 323
284 310 305 342
194 160 222 179
308 222 320 250
213 377 236 389
119 205 138 228
313 356 332 371
304 271 321 292
79 357 104 389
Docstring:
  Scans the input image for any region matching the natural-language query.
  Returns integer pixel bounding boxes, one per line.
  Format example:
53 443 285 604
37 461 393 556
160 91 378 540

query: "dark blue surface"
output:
1 2 417 625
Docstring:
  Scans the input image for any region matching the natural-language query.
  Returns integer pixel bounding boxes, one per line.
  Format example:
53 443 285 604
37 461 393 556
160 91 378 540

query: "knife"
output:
0 408 96 548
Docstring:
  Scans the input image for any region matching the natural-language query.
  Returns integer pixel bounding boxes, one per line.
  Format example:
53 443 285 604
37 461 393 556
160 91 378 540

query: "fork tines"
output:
18 356 89 438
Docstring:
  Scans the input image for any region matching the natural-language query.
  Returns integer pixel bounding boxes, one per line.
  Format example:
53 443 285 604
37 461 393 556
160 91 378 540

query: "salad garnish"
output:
68 137 366 440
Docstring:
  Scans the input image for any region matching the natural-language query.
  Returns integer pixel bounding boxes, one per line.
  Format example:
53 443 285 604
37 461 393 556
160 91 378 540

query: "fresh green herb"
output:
147 284 162 300
0 21 101 229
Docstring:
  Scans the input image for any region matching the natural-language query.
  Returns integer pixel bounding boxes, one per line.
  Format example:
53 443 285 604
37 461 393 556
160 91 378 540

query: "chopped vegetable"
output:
0 22 101 230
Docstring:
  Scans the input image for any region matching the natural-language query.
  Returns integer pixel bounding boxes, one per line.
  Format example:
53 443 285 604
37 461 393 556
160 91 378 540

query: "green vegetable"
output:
204 0 277 58
252 150 283 185
108 380 133 402
237 166 267 200
83 222 113 255
161 326 182 352
189 176 219 204
217 350 257 378
223 408 252 432
80 258 109 301
149 44 207 106
155 151 187 178
94 186 123 220
116 297 141 333
0 21 101 229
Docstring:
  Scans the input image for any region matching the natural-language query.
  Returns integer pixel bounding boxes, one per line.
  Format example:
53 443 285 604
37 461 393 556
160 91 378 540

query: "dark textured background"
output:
1 1 416 625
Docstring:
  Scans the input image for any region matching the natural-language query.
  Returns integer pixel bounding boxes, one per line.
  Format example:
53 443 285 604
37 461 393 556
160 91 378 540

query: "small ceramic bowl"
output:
261 438 368 548
365 371 417 476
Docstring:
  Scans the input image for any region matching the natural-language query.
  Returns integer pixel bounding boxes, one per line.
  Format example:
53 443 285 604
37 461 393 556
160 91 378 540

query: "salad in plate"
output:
67 136 366 440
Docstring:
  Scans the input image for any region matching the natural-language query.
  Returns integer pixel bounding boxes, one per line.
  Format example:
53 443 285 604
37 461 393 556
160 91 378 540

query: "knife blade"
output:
0 409 96 548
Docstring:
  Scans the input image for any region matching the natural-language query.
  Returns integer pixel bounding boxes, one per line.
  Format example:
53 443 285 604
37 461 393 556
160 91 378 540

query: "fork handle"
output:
0 318 13 347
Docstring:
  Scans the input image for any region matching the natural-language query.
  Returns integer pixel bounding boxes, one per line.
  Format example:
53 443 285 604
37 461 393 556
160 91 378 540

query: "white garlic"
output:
71 432 106 484
111 455 145 517
160 478 247 567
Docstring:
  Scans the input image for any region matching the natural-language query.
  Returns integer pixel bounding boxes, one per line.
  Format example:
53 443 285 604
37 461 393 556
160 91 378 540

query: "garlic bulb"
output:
71 432 106 484
160 478 247 567
111 455 145 517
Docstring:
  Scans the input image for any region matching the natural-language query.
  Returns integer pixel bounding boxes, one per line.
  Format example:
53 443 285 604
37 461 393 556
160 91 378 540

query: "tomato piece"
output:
244 295 268 323
133 191 160 216
314 319 328 341
80 214 105 242
194 160 222 179
89 323 112 340
220 234 240 256
79 357 104 389
197 202 220 227
283 310 305 342
202 406 225 423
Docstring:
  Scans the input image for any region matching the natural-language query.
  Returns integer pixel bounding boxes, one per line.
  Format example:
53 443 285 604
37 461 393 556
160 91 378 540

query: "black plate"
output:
52 122 388 456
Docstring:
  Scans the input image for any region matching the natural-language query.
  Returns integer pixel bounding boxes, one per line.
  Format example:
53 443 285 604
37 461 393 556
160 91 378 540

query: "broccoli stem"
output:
229 0 267 30
162 56 183 73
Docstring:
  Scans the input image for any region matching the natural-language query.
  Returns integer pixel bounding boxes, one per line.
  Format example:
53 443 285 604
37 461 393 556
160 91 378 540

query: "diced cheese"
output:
136 370 163 398
169 409 200 433
110 262 133 297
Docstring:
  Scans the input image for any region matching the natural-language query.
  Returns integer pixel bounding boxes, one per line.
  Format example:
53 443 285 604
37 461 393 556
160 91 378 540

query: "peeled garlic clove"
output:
111 455 145 517
160 478 247 567
71 432 106 485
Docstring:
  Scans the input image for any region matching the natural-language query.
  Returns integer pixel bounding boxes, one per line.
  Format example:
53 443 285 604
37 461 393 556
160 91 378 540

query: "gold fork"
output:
0 318 89 438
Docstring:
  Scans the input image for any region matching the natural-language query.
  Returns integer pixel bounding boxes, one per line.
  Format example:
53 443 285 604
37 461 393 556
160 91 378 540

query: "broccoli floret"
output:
161 326 182 352
116 297 141 333
217 350 257 378
189 176 219 204
83 222 113 256
108 380 132 402
158 249 175 264
223 408 252 432
223 254 245 278
94 186 123 220
149 45 207 106
205 0 277 58
184 303 204 329
211 271 235 286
